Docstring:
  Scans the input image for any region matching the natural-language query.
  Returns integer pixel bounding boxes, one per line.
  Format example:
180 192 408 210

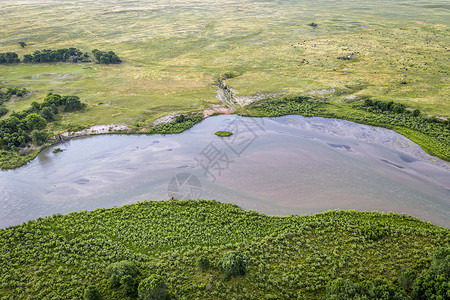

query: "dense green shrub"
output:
147 114 203 134
30 130 50 146
430 247 449 276
197 255 210 271
92 49 121 64
23 48 87 63
0 52 20 63
411 271 449 300
138 275 168 300
0 201 448 299
121 274 138 298
324 278 408 299
84 285 101 300
398 269 416 294
220 251 247 281
106 260 140 288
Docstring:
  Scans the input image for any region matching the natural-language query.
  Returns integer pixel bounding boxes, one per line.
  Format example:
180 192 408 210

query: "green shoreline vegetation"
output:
0 200 448 299
0 89 449 169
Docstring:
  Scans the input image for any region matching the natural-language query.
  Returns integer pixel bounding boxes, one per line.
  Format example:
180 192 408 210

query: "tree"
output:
30 130 50 146
40 107 55 121
138 275 168 300
324 278 359 299
430 247 449 276
220 251 247 281
84 285 101 300
19 42 26 48
24 113 47 131
121 275 138 298
63 95 84 112
197 255 210 271
411 271 449 300
106 260 140 288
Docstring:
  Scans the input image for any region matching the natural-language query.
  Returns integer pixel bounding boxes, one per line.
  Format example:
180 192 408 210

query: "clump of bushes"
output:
84 285 101 300
106 260 140 288
197 255 210 271
219 251 247 281
23 48 89 63
0 52 20 63
92 49 121 64
147 114 203 134
138 274 168 300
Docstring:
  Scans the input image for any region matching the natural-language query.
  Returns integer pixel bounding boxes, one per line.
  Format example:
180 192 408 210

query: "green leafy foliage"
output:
220 251 247 281
0 91 86 168
121 275 138 298
411 271 449 300
138 275 168 300
146 114 203 134
324 278 408 299
23 48 88 63
430 247 450 276
84 285 101 300
92 49 121 64
106 261 140 288
248 96 319 117
0 200 448 299
197 256 210 272
398 269 416 294
0 52 20 63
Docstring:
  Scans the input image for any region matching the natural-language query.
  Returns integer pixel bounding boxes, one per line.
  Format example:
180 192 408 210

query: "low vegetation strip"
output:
0 200 448 299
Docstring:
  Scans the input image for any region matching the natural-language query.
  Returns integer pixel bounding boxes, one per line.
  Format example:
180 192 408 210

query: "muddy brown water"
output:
0 115 449 228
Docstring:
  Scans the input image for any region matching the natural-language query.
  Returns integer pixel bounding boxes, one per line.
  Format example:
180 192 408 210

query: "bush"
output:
121 275 138 298
220 251 247 281
30 130 50 146
430 247 449 276
324 278 408 300
398 269 416 294
411 271 449 300
197 256 210 271
25 113 47 131
138 274 168 300
84 285 101 300
106 261 140 288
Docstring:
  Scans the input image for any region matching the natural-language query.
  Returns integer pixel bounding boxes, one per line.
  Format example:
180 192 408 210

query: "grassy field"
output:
1 0 449 131
0 200 448 299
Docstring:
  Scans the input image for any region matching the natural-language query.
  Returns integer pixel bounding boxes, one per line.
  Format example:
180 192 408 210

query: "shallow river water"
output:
0 115 449 228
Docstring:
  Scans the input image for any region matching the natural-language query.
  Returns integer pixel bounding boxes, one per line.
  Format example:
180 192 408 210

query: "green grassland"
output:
0 200 448 299
0 0 449 132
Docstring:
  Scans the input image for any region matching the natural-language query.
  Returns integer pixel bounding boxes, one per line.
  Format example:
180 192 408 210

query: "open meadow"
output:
1 0 449 131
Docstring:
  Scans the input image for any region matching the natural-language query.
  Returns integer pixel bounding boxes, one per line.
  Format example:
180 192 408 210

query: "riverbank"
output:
1 93 449 170
0 200 448 299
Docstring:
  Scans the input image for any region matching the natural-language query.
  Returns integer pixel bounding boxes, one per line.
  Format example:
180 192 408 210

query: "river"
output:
0 115 449 228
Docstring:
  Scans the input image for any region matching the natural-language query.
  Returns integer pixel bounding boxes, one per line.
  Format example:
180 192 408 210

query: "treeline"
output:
0 92 85 151
0 49 121 64
23 48 89 63
0 52 20 64
0 87 28 117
